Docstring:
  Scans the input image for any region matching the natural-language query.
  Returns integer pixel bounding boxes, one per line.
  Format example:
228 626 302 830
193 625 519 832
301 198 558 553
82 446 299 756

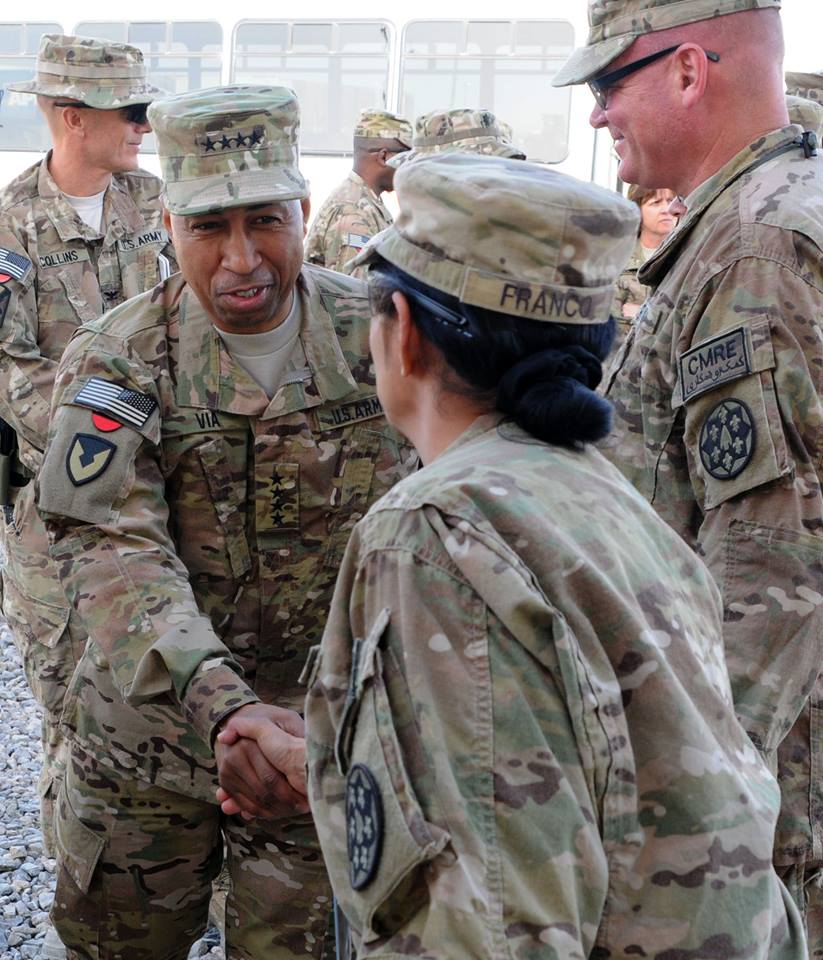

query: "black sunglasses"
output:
588 46 720 109
53 101 150 125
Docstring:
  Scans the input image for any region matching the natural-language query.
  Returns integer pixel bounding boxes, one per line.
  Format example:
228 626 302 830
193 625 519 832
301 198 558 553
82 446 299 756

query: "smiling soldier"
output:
35 86 416 960
554 0 823 949
0 34 174 880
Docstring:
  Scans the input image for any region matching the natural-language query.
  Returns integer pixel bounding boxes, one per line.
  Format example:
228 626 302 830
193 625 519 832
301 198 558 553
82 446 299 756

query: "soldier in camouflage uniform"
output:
389 107 525 169
303 152 806 960
0 34 174 856
555 0 823 951
304 109 411 280
35 85 415 960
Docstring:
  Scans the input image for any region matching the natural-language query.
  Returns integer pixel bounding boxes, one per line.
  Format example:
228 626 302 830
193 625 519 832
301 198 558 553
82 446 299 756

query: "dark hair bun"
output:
497 346 613 446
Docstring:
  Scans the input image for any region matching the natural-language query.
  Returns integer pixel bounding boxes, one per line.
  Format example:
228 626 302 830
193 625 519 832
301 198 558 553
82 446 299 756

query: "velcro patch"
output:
0 248 31 281
118 228 170 252
66 433 116 487
346 763 383 891
315 395 383 432
679 327 751 403
38 249 91 269
73 378 157 429
345 233 371 249
699 398 756 481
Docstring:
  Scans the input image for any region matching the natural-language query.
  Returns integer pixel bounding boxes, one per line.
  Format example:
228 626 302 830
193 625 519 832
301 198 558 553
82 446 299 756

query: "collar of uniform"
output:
640 125 804 286
175 270 358 417
38 155 144 246
348 169 387 214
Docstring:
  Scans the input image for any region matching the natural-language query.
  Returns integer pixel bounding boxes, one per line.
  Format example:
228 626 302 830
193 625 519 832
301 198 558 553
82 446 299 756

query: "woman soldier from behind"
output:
303 154 805 960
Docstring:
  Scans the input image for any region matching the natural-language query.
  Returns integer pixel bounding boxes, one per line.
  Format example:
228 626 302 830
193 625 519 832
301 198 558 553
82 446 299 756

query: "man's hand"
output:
214 703 308 819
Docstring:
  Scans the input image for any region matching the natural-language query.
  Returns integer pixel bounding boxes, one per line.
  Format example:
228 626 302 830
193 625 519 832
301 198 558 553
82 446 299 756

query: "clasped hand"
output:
214 702 309 820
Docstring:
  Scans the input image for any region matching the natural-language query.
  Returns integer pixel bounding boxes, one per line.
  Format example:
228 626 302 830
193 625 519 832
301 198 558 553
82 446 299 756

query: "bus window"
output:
231 20 392 155
0 22 63 153
73 20 223 151
400 19 574 164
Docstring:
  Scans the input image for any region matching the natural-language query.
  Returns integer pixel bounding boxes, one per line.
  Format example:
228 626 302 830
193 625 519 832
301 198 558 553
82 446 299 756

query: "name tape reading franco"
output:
73 378 157 429
460 271 613 324
0 248 32 282
679 327 751 404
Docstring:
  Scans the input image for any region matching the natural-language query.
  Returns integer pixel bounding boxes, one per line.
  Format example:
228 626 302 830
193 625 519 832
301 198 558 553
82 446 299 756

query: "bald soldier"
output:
36 86 415 960
555 0 823 950
304 109 411 279
0 34 174 857
390 107 526 168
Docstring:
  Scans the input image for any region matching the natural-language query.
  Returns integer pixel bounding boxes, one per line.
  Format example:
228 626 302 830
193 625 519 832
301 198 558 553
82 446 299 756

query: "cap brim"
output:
5 79 165 107
552 34 636 87
390 140 526 168
163 167 309 216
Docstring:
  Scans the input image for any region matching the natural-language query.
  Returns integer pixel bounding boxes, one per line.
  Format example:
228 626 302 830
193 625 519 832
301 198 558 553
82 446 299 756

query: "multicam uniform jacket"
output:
0 156 175 808
306 414 804 960
305 172 393 279
601 126 823 871
36 265 416 802
609 239 649 356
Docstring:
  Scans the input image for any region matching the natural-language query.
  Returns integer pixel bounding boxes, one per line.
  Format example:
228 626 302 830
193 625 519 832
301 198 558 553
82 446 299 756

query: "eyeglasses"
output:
53 102 150 125
588 46 720 110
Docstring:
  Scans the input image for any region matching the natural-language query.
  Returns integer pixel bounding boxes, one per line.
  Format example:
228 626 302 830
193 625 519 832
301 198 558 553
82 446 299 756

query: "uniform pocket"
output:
54 777 106 894
323 609 451 943
196 437 251 579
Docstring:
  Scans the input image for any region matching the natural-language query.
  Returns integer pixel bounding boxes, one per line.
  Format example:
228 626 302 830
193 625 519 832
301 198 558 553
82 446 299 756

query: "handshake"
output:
214 703 309 820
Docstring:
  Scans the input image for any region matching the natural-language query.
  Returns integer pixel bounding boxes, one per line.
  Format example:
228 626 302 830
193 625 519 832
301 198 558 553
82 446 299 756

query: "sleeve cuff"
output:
182 661 260 746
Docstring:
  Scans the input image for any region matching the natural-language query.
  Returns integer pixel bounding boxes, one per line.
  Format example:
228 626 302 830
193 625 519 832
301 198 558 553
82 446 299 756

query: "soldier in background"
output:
555 0 823 949
304 152 806 960
36 86 415 960
391 107 526 168
305 109 411 279
0 33 173 864
610 184 677 353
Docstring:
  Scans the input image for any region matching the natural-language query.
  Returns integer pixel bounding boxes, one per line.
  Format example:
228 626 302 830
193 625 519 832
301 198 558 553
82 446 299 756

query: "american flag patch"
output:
345 233 370 249
0 248 32 282
73 378 157 429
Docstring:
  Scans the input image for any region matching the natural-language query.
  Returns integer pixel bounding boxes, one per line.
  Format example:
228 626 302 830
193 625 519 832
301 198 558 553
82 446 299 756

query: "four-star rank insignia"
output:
699 398 756 481
66 433 116 487
346 763 383 891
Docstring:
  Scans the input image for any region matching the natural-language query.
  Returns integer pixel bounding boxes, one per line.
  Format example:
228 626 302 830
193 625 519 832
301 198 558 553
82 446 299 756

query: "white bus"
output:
0 0 818 215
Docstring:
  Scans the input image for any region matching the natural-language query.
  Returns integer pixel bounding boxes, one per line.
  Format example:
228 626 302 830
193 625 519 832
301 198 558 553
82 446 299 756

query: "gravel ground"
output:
0 619 225 959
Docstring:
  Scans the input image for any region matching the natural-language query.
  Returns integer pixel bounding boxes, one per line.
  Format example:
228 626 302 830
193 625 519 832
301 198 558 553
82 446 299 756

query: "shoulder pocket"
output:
319 608 451 944
678 320 790 508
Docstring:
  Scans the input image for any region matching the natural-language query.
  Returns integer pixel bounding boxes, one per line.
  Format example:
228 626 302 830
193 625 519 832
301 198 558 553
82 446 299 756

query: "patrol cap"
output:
786 95 823 139
354 109 412 147
389 108 525 168
786 71 823 103
6 34 163 108
148 86 308 217
353 153 639 325
553 0 782 87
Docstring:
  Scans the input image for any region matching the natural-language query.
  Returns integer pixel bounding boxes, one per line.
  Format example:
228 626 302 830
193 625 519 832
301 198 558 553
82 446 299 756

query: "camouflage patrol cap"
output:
148 86 308 217
786 71 823 103
5 34 163 108
389 108 525 168
553 0 782 87
353 153 638 325
786 95 823 139
353 109 412 147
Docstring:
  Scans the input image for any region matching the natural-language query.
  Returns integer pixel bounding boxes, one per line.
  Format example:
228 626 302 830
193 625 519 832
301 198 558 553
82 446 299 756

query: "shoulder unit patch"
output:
66 434 116 487
346 763 383 891
699 398 756 481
